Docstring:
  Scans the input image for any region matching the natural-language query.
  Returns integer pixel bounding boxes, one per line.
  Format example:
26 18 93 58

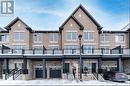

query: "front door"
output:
35 68 43 78
92 63 96 73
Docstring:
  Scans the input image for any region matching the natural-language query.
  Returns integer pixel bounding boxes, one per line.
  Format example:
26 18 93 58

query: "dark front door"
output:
35 68 43 78
63 63 70 73
50 69 61 78
92 63 96 73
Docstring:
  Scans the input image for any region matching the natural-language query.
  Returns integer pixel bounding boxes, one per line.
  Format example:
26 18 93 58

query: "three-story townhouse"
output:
0 5 129 80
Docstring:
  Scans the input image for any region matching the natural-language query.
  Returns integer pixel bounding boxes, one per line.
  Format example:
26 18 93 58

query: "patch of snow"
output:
0 79 129 85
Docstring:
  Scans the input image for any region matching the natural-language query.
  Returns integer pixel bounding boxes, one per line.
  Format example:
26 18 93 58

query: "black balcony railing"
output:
0 48 130 55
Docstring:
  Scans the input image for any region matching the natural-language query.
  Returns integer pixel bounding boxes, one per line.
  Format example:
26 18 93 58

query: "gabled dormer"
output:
4 17 32 32
59 4 102 31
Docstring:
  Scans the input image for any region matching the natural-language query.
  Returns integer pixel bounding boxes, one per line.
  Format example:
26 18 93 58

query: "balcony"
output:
0 48 129 56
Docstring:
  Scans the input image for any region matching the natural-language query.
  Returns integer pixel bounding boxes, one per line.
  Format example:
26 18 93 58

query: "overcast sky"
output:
0 0 129 31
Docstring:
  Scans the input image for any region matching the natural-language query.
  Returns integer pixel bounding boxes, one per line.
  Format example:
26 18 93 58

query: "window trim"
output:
33 33 42 43
0 34 9 43
115 34 125 43
49 33 58 43
66 31 77 41
13 32 25 41
100 33 109 43
83 31 94 41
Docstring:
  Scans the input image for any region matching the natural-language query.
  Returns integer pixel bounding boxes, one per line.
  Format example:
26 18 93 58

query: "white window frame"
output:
49 33 58 43
33 33 42 43
83 45 96 54
115 34 125 43
100 33 109 43
83 31 94 41
100 46 110 54
0 34 9 43
66 31 77 41
13 31 25 41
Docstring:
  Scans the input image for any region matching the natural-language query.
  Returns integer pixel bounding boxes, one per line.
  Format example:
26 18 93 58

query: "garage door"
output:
50 69 61 78
35 68 43 78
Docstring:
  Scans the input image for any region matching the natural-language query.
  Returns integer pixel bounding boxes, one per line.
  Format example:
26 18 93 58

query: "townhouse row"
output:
0 5 129 80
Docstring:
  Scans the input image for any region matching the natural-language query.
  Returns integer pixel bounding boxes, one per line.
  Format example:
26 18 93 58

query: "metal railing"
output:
0 48 130 55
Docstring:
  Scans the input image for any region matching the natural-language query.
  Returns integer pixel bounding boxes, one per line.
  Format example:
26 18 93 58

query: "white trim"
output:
66 30 77 32
48 45 59 46
64 43 78 45
83 31 94 41
100 44 110 46
13 30 25 32
33 45 43 46
33 33 42 43
115 44 126 47
66 31 77 41
49 33 58 43
12 43 26 45
83 43 96 45
83 30 95 32
100 41 109 43
13 32 25 41
115 33 125 43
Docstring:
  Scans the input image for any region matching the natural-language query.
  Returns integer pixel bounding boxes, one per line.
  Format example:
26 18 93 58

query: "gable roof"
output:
121 23 130 31
59 15 84 30
4 17 32 32
59 4 102 31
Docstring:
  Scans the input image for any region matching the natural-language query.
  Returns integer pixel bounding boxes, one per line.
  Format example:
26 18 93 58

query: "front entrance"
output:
92 63 96 73
50 69 61 78
35 68 43 78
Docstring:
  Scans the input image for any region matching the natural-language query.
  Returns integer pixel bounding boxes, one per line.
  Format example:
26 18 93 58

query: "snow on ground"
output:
0 79 129 85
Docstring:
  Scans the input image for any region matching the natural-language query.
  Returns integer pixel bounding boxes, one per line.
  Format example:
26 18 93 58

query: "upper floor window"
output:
100 46 110 54
49 33 58 43
0 34 9 42
83 45 96 54
33 33 42 43
100 33 109 42
115 34 125 43
14 32 25 41
66 31 77 41
83 32 94 41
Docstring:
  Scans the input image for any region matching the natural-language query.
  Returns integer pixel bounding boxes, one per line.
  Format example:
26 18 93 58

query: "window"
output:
66 32 77 41
14 63 23 69
83 45 96 54
12 45 26 49
100 46 110 54
100 33 109 42
49 33 58 42
115 34 125 43
14 32 25 41
0 34 9 42
83 32 94 41
33 33 42 43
